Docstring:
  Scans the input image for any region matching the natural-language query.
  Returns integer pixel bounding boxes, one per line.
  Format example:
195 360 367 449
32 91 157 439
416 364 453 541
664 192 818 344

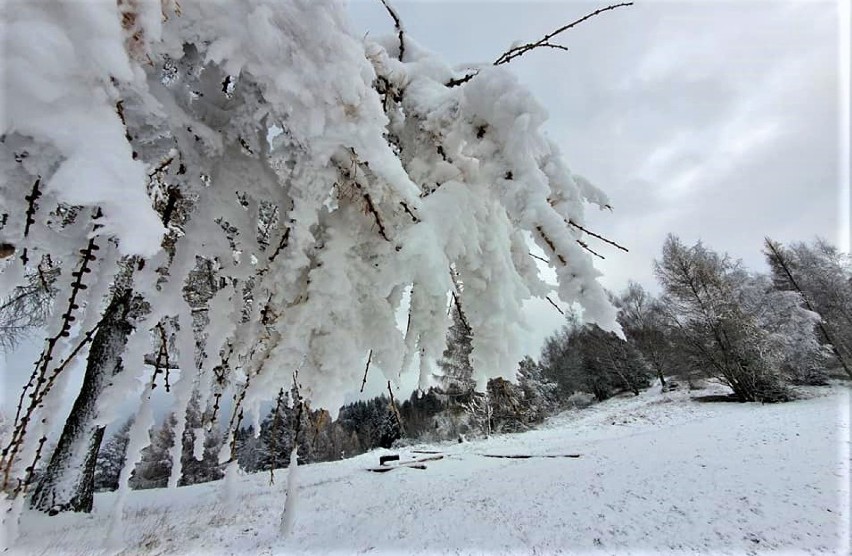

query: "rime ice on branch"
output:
0 0 626 517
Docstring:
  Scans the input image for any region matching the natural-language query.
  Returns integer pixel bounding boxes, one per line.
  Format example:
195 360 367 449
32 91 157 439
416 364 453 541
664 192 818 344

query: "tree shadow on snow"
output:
690 393 743 403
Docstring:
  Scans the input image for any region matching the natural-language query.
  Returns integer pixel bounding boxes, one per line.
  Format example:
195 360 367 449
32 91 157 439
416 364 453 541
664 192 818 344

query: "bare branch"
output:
451 291 472 333
494 3 633 66
446 72 478 88
447 3 633 87
528 252 549 264
546 295 565 316
386 380 405 435
538 42 570 53
21 178 42 265
362 190 390 241
577 239 606 260
360 349 373 393
567 219 629 252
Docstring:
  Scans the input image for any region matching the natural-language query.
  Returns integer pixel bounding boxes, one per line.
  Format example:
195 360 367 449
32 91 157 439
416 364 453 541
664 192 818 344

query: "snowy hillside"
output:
8 384 849 555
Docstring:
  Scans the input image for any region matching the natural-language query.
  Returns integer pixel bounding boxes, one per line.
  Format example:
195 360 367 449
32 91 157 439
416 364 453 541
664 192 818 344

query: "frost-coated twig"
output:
31 321 102 409
153 322 173 392
450 291 472 333
15 435 47 497
400 201 419 222
114 100 134 151
536 226 567 265
378 0 405 61
339 155 391 241
361 189 390 241
147 155 174 179
208 344 234 425
20 178 42 265
2 230 101 489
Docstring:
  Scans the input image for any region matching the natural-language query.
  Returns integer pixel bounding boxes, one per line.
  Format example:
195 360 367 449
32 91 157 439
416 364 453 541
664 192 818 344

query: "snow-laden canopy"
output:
0 0 621 514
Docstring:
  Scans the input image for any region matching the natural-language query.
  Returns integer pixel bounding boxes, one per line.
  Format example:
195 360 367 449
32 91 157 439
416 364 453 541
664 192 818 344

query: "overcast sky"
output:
1 1 848 410
349 0 848 362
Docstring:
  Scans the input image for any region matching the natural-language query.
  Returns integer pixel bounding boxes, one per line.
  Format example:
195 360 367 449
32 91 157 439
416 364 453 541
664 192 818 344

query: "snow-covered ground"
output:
6 383 850 555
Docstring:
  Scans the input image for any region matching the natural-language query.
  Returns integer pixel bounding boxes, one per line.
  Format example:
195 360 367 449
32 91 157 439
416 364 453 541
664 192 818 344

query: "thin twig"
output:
495 3 633 65
528 252 549 264
360 350 373 393
451 291 472 332
536 226 567 265
568 220 628 252
32 321 102 408
362 191 390 241
267 227 291 264
21 179 42 265
387 380 405 435
546 296 565 316
446 3 633 87
577 239 605 260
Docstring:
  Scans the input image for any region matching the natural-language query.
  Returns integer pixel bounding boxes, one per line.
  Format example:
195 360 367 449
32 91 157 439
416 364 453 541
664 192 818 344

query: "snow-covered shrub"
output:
566 392 596 409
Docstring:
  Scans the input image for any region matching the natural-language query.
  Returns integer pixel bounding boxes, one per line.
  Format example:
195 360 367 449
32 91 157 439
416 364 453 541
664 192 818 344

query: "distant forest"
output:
83 235 850 492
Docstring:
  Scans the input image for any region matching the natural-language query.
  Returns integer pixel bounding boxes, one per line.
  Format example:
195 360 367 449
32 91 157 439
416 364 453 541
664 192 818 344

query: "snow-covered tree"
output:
130 415 176 491
436 303 476 401
0 0 626 520
732 271 828 385
654 235 789 402
129 398 223 490
177 396 224 487
516 356 558 420
614 282 677 387
764 238 852 379
484 358 558 433
93 419 132 493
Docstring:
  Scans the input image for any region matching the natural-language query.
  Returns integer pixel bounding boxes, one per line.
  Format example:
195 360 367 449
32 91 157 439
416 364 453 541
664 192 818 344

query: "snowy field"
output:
7 383 850 555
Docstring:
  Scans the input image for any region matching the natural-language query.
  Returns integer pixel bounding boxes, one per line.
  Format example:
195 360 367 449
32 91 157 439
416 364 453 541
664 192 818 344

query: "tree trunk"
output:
653 359 666 387
29 288 135 514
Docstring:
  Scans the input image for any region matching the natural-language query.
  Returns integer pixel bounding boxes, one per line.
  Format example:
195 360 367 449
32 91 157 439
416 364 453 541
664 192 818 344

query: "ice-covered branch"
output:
379 0 405 61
